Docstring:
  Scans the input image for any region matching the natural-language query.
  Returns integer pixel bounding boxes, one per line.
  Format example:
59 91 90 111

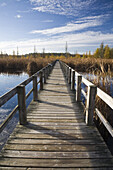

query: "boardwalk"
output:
0 61 113 169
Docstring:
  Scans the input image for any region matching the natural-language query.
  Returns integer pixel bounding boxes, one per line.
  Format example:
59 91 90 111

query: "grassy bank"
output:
0 57 55 75
61 58 113 73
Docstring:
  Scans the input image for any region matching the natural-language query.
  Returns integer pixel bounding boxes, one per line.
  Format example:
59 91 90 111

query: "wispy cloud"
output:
31 0 95 17
15 14 22 19
30 0 113 18
1 2 7 7
17 9 32 13
30 15 104 35
42 20 53 23
1 31 113 54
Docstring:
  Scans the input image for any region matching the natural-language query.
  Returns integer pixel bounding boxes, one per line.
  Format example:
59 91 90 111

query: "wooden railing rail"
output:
60 60 113 137
0 60 56 132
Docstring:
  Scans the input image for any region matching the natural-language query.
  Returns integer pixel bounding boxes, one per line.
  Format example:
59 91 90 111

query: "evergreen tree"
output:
99 42 104 58
110 48 113 59
94 48 100 58
104 45 110 58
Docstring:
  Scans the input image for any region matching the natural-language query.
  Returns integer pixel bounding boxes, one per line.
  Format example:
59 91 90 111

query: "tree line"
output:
0 43 113 59
82 43 113 59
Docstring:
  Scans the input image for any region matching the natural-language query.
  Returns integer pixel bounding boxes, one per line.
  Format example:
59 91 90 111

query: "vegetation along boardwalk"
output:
0 60 113 169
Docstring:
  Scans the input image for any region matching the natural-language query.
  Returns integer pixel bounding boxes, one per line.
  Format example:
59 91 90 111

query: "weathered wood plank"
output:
12 129 101 135
27 119 84 123
1 150 112 159
9 133 103 140
4 144 107 151
15 124 97 130
7 138 104 145
0 158 113 167
0 61 112 169
28 168 113 170
0 168 26 170
6 138 104 145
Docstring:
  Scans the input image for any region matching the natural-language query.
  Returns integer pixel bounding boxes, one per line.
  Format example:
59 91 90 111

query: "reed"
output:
0 57 55 75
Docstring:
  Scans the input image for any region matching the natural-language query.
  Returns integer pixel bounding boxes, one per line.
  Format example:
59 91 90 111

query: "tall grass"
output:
61 57 113 73
0 57 55 75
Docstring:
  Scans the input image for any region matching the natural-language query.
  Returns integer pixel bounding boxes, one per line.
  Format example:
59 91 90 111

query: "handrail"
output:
97 88 113 110
59 60 113 137
0 60 56 132
0 88 17 107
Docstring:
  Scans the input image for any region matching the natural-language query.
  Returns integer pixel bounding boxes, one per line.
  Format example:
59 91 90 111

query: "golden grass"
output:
61 57 113 73
0 57 55 75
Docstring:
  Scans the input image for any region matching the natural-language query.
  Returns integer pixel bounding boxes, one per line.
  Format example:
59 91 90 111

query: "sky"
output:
0 0 113 54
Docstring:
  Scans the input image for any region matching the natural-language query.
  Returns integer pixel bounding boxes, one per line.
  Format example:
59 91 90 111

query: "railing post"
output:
49 64 51 74
76 75 82 102
64 64 66 77
71 70 75 90
33 75 38 101
50 64 52 73
85 85 97 125
66 66 69 81
46 66 49 79
40 71 43 90
68 67 71 84
17 85 27 125
43 68 46 84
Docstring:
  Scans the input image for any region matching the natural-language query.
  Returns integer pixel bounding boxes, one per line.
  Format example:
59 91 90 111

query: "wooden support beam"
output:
76 75 82 102
17 85 27 125
40 71 43 90
68 68 71 84
43 68 46 84
33 75 38 101
85 85 97 125
71 70 75 91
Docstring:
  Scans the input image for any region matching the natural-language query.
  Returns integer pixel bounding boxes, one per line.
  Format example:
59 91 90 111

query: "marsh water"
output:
0 73 33 151
82 73 113 97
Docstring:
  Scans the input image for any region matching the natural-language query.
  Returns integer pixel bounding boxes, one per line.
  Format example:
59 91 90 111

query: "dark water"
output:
0 73 34 151
81 73 113 97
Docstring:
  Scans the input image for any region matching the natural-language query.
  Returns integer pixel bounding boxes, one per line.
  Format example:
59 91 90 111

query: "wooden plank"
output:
7 137 104 144
27 119 83 123
16 124 96 130
82 77 94 86
12 128 101 134
4 144 107 151
97 87 113 109
0 158 113 167
0 61 113 169
0 88 17 107
0 168 26 170
28 168 113 170
1 150 112 159
95 108 113 137
27 114 82 116
0 105 18 133
9 133 102 140
27 116 83 119
6 137 104 145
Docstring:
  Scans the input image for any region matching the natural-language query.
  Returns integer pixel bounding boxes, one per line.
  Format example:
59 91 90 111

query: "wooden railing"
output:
60 60 113 137
0 60 56 133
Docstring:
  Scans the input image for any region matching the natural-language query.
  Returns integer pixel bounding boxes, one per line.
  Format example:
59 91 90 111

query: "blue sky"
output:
0 0 113 54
